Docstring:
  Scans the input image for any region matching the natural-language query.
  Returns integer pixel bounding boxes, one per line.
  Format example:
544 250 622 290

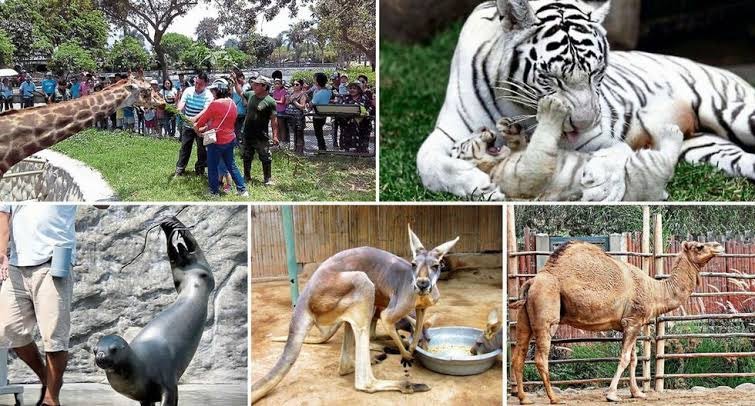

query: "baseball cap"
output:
252 76 271 87
208 78 229 91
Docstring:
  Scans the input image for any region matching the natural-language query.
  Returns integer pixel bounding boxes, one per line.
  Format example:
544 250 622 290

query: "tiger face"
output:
498 0 611 142
452 127 513 174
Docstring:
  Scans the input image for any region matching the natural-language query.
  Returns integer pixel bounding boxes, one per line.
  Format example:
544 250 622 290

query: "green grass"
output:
379 24 755 201
52 129 375 201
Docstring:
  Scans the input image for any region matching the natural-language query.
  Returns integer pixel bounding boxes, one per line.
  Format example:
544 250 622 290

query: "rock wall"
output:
3 205 248 384
0 150 116 202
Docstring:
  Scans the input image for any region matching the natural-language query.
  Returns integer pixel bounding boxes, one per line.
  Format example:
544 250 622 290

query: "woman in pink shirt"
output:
272 78 289 143
193 78 247 197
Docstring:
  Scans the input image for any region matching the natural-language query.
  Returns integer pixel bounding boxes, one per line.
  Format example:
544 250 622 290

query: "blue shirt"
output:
20 81 35 97
42 79 57 95
0 205 78 267
70 82 80 98
123 106 134 118
180 86 213 127
339 83 348 96
312 88 331 105
0 84 11 98
231 84 250 116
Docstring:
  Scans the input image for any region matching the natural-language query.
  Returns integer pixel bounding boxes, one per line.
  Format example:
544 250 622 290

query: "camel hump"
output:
545 240 599 266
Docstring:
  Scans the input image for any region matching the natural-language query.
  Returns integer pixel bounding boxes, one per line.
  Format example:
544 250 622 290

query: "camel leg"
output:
533 328 563 404
512 307 534 405
628 338 646 399
606 328 639 402
339 322 357 375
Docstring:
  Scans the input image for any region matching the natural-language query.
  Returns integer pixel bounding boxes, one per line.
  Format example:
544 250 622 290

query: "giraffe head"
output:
115 74 166 109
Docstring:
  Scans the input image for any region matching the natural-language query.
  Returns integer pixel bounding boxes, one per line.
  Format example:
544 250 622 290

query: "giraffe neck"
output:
0 83 136 175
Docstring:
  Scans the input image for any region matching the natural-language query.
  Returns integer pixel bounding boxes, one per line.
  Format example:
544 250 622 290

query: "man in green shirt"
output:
234 75 279 185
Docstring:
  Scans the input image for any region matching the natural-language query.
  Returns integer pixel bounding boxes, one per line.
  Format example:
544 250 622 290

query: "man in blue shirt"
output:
175 71 213 176
19 76 36 108
41 72 57 104
0 205 77 406
70 76 81 99
230 71 249 144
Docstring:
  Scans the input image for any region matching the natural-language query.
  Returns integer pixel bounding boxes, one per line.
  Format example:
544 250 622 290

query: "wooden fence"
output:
507 206 755 393
252 205 502 280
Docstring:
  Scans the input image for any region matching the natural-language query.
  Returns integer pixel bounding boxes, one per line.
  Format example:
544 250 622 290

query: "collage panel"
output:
379 0 755 202
0 204 248 406
507 204 755 405
0 0 376 203
250 205 503 404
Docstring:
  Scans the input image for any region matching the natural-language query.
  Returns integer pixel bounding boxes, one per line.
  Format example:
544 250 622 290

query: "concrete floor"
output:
251 269 503 405
0 383 247 405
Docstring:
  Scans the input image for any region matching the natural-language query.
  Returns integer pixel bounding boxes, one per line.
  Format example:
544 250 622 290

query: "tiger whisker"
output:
497 95 538 108
494 87 538 103
498 80 540 99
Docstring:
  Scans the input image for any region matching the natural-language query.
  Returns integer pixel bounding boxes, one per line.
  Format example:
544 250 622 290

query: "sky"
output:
148 4 311 45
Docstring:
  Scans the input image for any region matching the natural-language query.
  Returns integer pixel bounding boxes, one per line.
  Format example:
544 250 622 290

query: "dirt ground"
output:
251 269 503 405
507 388 755 405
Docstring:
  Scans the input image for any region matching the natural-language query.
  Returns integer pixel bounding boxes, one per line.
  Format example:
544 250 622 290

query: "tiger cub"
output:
451 95 683 201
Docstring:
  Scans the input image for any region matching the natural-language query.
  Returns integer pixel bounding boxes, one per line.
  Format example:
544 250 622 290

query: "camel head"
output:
407 224 459 296
681 241 724 266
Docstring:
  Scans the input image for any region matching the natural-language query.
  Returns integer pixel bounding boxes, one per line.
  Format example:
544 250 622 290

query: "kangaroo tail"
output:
508 279 532 310
251 303 314 403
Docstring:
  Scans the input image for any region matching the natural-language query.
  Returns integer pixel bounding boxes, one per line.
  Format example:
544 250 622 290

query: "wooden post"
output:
641 206 651 392
654 211 666 393
506 205 518 396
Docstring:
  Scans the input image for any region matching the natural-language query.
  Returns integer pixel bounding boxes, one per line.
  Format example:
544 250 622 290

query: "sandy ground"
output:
507 388 755 405
251 269 503 405
0 383 247 405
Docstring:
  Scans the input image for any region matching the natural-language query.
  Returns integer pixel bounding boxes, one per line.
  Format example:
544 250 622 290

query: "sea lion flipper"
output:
160 385 178 406
159 217 201 267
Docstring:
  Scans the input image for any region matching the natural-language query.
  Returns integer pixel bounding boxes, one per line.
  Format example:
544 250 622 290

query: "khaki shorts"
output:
0 263 73 352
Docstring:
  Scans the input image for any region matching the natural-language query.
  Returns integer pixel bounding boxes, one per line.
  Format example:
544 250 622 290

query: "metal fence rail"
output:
507 205 755 395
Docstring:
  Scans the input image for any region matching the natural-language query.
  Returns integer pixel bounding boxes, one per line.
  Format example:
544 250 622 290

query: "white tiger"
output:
418 0 755 200
451 94 683 201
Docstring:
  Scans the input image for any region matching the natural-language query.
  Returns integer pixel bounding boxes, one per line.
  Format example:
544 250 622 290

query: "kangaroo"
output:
251 225 459 403
471 308 503 355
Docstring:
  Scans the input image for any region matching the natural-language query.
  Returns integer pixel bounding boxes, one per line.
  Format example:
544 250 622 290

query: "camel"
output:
510 240 724 404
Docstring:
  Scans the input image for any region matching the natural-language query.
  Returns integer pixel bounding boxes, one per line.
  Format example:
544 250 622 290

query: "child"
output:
144 107 157 135
217 158 233 194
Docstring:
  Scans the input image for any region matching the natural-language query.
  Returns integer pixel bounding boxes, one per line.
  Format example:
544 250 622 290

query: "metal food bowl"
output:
414 326 501 376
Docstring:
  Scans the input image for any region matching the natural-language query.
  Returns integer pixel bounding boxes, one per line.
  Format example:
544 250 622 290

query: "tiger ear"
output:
497 0 538 31
589 0 611 24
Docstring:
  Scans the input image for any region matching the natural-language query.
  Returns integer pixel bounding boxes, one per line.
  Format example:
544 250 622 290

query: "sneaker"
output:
174 170 186 177
223 184 232 193
238 190 249 197
263 178 274 186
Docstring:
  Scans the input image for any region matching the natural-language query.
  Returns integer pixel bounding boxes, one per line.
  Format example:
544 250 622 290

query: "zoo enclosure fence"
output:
506 206 755 394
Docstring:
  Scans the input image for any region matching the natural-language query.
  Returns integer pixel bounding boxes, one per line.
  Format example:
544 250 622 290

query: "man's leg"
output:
195 134 207 176
242 132 255 180
12 343 46 384
35 266 73 405
258 139 273 185
175 127 195 175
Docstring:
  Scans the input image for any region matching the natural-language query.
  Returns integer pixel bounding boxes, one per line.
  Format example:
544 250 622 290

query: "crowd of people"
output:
0 68 375 197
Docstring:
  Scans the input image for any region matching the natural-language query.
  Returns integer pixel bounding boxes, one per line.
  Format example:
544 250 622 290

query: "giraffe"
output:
0 75 165 176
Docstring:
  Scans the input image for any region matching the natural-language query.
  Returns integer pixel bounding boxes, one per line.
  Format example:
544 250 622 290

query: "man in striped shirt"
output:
175 72 214 176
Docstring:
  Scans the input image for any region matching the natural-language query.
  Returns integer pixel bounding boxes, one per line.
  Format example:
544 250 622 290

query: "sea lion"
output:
94 216 215 406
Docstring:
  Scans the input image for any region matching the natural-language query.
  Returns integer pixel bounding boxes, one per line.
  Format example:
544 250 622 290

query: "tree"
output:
195 17 220 46
0 29 15 66
98 0 257 81
0 0 108 61
225 48 252 68
110 36 151 72
313 0 376 70
240 33 275 64
49 42 97 77
224 38 240 49
161 32 194 68
281 21 312 63
180 42 211 71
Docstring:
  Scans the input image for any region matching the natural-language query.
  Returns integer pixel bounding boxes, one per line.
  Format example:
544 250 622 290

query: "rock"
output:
551 387 563 395
716 386 734 391
565 388 579 394
3 206 248 384
736 383 755 391
691 386 708 392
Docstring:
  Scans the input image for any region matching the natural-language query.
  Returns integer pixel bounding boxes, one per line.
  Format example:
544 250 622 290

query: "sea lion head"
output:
159 216 216 293
94 335 132 371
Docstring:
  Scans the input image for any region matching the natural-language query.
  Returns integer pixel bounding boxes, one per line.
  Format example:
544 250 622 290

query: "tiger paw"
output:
497 118 527 152
660 124 683 142
474 127 496 144
537 95 571 126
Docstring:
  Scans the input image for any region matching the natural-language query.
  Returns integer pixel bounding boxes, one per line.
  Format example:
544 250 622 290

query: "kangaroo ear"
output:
432 236 460 260
485 309 502 339
588 0 611 24
497 0 539 31
408 224 425 257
